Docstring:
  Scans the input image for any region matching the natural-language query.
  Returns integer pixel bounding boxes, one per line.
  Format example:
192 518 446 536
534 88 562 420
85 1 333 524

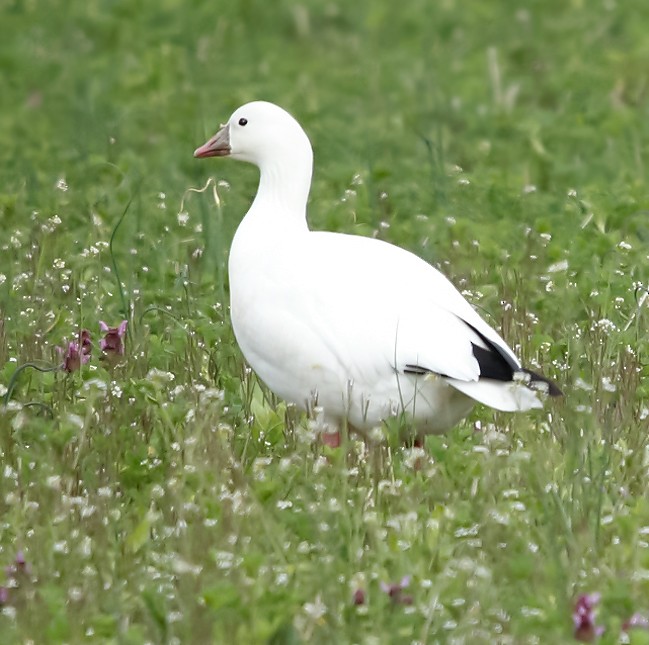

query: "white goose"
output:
195 101 561 444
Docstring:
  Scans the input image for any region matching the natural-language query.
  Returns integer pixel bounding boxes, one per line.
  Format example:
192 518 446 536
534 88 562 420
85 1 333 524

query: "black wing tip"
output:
404 359 563 398
523 369 563 397
470 341 563 397
472 344 515 382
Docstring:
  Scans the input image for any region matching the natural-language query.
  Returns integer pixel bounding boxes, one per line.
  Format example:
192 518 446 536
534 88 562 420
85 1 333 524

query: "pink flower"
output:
99 320 127 356
79 329 92 355
573 593 604 642
352 588 365 606
380 575 413 605
58 329 91 372
5 550 30 578
623 612 649 631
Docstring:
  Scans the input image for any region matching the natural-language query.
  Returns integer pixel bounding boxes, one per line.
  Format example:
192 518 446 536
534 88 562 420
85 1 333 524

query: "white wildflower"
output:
303 595 327 621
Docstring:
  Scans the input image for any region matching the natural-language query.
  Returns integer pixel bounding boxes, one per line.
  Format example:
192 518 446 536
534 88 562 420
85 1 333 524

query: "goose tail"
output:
447 369 562 412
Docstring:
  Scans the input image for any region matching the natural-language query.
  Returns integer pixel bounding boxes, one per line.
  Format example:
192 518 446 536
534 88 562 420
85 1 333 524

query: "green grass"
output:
1 0 649 642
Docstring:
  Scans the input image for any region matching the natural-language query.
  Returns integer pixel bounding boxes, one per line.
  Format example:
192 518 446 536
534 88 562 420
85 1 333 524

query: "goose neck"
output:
248 158 312 228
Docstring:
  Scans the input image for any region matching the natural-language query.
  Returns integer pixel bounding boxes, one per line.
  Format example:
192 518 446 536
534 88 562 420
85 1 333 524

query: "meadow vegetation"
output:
1 0 649 642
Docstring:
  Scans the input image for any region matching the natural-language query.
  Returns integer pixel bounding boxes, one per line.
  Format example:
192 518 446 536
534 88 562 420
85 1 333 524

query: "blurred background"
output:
2 0 648 286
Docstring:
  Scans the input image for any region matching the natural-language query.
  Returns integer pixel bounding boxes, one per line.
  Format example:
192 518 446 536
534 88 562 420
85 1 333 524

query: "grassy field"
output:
1 0 649 642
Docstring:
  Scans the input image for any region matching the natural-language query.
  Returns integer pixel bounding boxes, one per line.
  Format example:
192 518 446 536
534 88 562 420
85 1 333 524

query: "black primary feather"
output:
471 344 514 381
403 365 429 376
466 322 562 396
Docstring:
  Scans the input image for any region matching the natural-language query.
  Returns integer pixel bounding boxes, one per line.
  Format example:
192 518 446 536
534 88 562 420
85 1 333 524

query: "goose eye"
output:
238 118 248 126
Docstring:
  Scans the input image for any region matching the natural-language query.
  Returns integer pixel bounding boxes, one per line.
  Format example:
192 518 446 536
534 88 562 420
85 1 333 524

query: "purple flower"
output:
380 575 413 605
58 329 92 373
5 550 30 578
573 593 604 642
0 587 8 605
79 329 92 355
99 320 127 356
623 612 649 631
352 588 365 606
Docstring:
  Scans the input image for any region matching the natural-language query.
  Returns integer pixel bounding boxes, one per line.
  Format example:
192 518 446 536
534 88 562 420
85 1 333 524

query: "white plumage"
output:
195 101 560 441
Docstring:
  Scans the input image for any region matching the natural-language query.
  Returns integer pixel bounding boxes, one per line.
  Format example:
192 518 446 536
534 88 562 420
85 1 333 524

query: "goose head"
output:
194 101 313 172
